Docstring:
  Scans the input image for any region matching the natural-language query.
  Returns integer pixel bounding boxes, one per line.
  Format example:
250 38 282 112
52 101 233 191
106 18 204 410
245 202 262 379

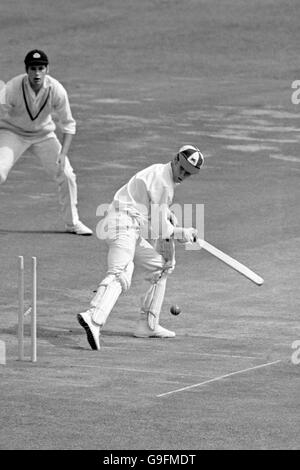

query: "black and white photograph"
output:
0 0 299 453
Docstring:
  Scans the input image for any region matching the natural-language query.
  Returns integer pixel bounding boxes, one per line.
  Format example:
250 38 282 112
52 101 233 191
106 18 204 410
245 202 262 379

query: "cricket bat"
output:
197 238 264 286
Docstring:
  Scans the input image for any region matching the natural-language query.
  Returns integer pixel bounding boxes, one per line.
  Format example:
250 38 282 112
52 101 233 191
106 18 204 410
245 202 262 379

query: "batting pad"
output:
91 280 122 326
154 238 176 273
141 273 168 329
91 262 134 326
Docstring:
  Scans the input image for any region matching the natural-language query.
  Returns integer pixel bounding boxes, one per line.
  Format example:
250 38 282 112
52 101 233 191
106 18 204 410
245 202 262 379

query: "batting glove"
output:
173 227 198 243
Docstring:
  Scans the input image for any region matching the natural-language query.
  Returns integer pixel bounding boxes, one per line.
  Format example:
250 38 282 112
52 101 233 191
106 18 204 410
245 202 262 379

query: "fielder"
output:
0 49 92 235
77 144 204 350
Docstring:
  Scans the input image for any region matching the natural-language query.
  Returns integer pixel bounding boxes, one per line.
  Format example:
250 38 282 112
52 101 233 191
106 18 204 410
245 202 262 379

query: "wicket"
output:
18 256 37 362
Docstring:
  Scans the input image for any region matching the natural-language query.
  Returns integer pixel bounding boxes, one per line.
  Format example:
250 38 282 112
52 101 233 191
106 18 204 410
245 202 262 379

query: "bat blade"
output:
197 239 264 286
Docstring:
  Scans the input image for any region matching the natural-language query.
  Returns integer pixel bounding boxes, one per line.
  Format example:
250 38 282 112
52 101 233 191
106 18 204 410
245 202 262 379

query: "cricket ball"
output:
170 304 181 316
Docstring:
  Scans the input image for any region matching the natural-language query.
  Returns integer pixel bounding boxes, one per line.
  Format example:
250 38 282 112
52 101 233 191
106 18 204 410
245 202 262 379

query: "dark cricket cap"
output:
24 49 49 67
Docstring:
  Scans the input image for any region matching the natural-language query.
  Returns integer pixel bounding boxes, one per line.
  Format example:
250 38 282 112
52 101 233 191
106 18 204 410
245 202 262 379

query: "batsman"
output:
77 145 204 350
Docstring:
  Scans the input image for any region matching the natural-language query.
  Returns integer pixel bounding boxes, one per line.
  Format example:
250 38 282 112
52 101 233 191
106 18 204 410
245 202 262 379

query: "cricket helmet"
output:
24 49 49 68
177 145 204 174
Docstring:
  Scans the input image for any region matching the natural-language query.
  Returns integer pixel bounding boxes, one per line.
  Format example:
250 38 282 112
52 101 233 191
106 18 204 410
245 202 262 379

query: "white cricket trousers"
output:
100 211 166 277
0 130 79 225
95 211 169 318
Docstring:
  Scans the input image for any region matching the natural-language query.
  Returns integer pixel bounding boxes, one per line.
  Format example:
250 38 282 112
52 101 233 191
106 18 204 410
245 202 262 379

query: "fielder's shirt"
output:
0 74 76 139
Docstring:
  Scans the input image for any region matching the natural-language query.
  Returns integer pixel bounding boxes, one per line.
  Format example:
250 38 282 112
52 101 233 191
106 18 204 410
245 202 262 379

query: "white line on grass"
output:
156 359 282 397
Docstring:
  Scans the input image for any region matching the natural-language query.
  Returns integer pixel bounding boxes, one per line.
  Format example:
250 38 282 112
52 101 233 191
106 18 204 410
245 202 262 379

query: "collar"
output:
22 75 51 121
24 74 50 98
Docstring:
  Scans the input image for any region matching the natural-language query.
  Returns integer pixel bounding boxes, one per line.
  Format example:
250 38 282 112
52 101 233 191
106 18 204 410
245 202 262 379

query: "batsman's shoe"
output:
77 310 100 350
66 221 93 236
134 320 176 338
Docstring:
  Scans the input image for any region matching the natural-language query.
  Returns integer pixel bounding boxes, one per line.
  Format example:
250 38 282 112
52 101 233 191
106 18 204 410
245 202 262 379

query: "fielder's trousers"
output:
0 130 79 225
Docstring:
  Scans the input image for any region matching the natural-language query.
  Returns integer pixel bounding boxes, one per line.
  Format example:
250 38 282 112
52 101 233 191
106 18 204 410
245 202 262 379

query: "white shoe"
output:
134 319 176 338
66 221 93 236
77 309 100 350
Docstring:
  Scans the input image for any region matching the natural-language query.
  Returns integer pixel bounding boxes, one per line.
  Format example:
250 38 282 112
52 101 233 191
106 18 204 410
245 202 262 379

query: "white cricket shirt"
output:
110 162 176 238
0 74 76 138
